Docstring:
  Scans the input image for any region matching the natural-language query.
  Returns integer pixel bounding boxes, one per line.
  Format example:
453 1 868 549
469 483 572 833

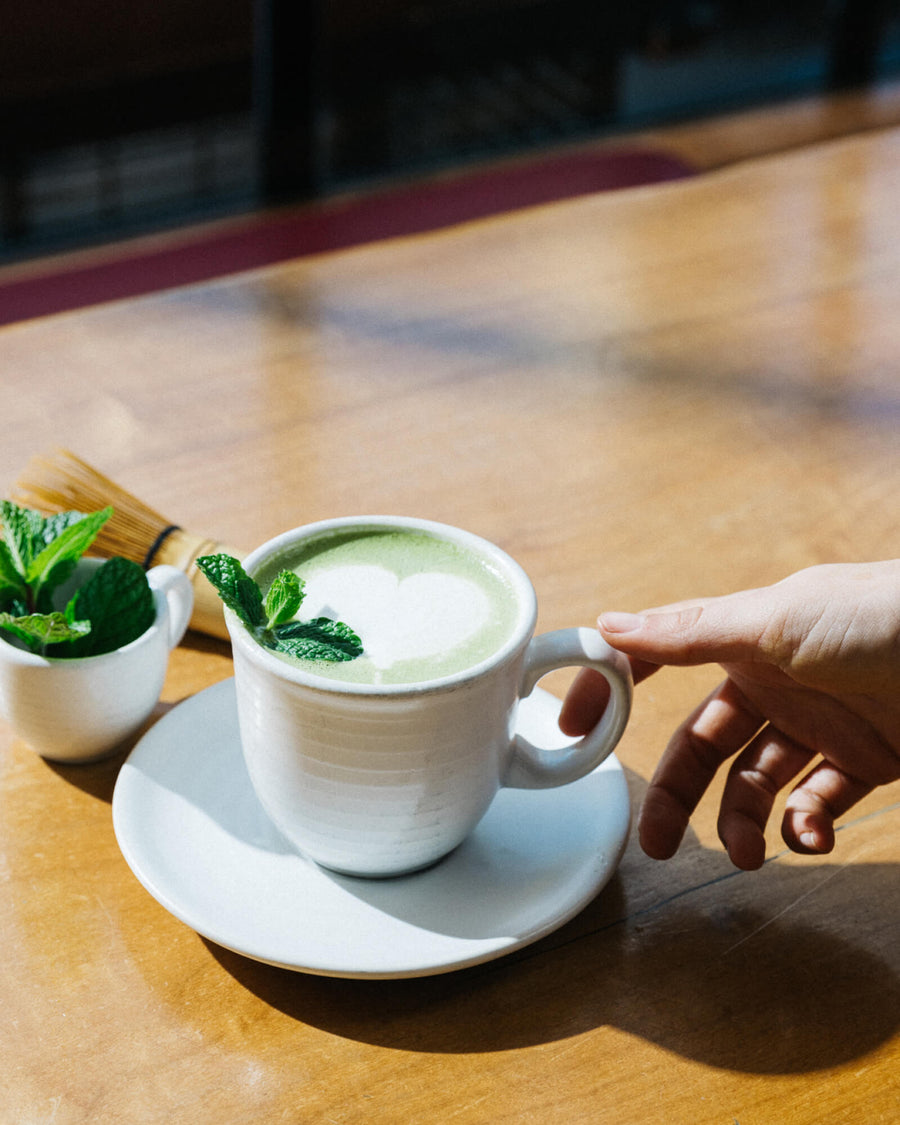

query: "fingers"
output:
781 761 873 856
641 682 876 869
561 588 783 738
598 592 783 668
715 727 816 870
638 679 767 861
558 658 660 738
563 575 895 868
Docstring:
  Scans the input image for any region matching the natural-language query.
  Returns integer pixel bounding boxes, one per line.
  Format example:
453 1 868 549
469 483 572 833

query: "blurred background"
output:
2 0 900 264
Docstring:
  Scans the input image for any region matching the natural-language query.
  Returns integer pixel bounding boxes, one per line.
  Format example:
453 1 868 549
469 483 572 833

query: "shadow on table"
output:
32 652 897 1074
206 779 899 1074
64 675 892 1078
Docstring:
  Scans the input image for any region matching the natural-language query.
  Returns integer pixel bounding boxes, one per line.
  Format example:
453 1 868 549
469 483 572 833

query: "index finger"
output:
597 589 780 668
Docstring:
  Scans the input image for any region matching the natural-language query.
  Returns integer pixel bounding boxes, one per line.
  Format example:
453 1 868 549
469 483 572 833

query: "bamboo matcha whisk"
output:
12 449 240 641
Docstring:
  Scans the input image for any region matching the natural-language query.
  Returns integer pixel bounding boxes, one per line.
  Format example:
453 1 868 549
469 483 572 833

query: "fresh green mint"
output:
0 501 155 658
196 553 363 663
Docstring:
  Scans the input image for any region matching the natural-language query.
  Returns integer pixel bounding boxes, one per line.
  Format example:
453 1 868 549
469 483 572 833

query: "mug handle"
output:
147 565 194 649
503 627 632 789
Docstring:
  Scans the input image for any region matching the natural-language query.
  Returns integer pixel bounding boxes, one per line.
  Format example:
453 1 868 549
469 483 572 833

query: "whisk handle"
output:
149 530 241 641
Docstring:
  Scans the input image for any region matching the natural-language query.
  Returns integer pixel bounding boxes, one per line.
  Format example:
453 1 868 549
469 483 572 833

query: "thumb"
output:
598 592 777 668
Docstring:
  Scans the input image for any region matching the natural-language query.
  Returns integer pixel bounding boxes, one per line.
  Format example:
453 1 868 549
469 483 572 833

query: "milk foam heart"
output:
300 565 490 669
252 526 522 685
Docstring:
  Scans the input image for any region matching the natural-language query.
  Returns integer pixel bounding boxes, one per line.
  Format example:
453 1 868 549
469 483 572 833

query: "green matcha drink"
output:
253 527 521 685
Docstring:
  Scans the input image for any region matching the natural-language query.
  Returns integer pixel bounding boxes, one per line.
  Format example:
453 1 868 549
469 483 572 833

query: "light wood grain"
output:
0 126 898 1125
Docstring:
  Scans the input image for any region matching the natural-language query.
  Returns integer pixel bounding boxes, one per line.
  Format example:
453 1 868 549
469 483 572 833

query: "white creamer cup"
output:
0 559 193 763
228 516 632 877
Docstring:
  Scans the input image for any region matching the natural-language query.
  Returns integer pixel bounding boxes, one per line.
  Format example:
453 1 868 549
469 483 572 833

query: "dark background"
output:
2 0 899 260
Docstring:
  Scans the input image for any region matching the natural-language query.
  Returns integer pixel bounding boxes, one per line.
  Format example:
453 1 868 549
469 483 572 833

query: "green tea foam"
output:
254 529 520 685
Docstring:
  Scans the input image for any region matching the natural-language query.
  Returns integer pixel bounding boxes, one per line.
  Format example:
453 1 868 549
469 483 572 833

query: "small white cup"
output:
0 560 193 763
227 516 632 878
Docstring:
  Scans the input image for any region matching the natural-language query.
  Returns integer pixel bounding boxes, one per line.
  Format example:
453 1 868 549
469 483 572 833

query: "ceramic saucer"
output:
112 678 630 979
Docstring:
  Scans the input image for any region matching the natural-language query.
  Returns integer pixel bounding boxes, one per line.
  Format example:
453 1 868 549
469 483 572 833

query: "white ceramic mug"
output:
227 516 632 877
0 560 193 763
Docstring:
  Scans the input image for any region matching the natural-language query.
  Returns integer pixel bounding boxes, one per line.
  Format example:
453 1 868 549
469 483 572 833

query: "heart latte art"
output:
301 566 490 667
253 529 521 685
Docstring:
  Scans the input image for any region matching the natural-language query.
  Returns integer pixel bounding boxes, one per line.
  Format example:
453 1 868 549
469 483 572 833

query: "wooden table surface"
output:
1 126 898 1125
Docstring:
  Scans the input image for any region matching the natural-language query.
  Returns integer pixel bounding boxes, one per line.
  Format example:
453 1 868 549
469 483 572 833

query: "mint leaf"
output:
0 540 28 606
63 557 155 658
27 507 112 603
0 611 91 652
273 618 363 662
196 554 265 629
1 500 45 577
39 510 93 546
264 570 305 629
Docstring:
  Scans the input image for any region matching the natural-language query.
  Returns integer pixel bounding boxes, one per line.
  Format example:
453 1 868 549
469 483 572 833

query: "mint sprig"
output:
0 502 155 658
196 553 362 663
63 556 156 658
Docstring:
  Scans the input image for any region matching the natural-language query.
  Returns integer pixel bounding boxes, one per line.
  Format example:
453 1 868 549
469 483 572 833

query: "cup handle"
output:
147 565 194 649
503 627 632 789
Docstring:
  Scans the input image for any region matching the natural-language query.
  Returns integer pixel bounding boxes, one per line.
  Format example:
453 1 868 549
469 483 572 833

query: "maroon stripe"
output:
0 148 694 325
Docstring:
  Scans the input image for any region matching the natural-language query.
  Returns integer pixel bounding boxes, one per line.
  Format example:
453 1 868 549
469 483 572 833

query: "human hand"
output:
559 561 900 870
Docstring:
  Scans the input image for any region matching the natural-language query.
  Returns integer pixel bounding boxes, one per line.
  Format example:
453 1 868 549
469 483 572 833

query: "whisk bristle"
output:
11 449 237 640
13 449 171 563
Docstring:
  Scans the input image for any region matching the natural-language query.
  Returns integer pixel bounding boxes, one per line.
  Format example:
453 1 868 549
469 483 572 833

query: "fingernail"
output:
599 612 644 634
799 831 820 852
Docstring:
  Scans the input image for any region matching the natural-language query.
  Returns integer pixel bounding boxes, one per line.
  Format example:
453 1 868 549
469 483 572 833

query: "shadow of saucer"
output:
605 882 900 1073
202 847 898 1074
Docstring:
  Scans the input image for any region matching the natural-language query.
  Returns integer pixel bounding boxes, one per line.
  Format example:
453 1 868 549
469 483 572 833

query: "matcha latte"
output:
253 527 520 685
221 516 632 876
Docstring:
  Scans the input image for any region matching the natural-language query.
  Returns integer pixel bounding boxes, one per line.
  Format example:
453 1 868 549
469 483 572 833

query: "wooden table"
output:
1 127 898 1124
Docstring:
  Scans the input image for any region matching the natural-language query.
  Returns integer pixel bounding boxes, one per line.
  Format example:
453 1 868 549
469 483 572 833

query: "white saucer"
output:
112 678 630 979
